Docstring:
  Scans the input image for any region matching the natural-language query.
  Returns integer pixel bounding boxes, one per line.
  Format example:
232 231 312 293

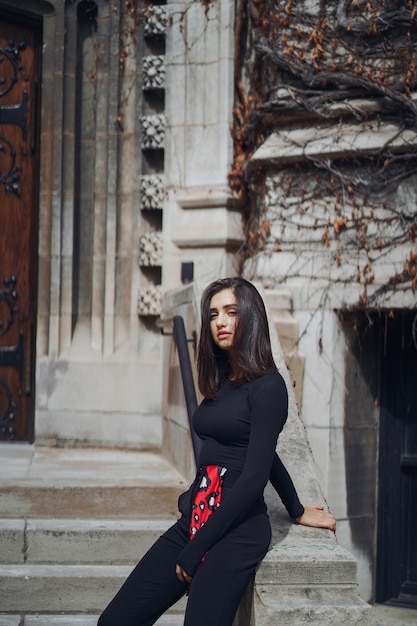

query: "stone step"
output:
1 521 359 586
254 585 372 625
0 484 183 518
0 446 186 519
0 518 176 564
1 606 416 626
0 616 184 626
0 447 187 620
260 537 359 586
0 564 187 614
0 448 186 519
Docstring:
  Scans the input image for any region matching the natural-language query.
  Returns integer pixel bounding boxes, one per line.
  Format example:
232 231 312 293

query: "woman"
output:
98 278 335 626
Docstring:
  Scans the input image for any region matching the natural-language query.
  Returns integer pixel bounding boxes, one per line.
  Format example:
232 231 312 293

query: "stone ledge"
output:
171 206 243 249
249 121 417 169
253 585 371 626
175 185 240 210
258 539 358 586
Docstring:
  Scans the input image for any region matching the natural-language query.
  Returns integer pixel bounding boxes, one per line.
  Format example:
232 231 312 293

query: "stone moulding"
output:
248 121 417 170
143 6 167 38
140 174 166 210
172 185 244 249
142 55 166 91
137 285 162 317
175 185 241 210
139 231 163 267
140 114 166 150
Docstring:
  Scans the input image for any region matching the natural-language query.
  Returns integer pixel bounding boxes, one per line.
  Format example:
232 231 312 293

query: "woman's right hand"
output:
176 564 192 584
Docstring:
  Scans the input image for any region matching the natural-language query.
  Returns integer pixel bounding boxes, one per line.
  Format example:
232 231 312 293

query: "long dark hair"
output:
197 278 276 398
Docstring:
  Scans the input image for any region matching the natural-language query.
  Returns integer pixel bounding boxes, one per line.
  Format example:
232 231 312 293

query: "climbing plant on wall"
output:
231 0 417 305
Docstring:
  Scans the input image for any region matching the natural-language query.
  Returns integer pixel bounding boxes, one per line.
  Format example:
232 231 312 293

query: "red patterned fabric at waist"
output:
189 465 227 540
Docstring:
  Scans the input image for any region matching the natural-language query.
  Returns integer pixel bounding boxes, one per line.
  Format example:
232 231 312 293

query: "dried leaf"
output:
334 218 347 234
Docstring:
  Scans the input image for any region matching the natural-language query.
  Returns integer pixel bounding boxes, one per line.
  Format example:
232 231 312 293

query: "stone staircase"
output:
0 280 373 625
0 441 372 626
0 444 187 625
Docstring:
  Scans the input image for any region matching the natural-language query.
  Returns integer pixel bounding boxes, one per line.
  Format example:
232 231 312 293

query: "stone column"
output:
164 0 242 289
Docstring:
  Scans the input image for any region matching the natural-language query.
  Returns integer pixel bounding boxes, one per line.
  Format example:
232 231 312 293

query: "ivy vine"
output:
231 0 417 306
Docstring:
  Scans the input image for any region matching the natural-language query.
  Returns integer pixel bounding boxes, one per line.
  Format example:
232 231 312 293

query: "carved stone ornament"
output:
143 6 167 38
137 285 162 317
139 231 163 267
140 115 166 150
143 55 165 91
140 174 166 210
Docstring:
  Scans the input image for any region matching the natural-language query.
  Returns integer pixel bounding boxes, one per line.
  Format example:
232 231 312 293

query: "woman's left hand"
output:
296 505 336 532
176 564 192 584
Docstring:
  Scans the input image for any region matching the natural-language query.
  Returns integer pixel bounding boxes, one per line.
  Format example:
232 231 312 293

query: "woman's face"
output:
209 288 239 351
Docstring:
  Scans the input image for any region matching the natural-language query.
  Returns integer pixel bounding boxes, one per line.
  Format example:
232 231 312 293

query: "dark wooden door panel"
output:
0 15 41 441
377 312 417 607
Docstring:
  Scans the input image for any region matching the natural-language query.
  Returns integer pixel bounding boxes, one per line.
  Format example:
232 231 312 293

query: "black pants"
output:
98 508 271 626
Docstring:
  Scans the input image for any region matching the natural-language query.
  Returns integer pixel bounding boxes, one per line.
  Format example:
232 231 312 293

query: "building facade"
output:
0 0 416 608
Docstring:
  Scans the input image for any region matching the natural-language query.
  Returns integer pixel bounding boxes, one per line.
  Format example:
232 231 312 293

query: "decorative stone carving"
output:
137 285 162 317
140 115 166 150
140 175 166 210
139 231 163 267
143 6 167 38
143 55 165 91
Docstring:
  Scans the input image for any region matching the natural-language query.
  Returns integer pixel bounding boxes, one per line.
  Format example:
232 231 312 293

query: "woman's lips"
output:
217 332 231 339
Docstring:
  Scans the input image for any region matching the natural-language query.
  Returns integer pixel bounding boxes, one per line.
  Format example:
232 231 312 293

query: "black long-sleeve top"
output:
176 370 304 577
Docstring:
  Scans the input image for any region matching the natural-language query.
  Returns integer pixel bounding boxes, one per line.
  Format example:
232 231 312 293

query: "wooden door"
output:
377 312 417 607
0 13 41 441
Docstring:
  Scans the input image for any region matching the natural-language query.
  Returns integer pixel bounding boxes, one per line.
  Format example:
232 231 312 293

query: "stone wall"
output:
163 0 242 289
5 0 242 447
240 3 417 595
17 0 164 447
245 128 417 601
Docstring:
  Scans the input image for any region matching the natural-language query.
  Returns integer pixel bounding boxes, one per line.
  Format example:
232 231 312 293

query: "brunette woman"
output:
98 277 335 626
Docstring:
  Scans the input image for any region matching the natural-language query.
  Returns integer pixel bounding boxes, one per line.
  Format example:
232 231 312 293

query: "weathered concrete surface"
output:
0 618 20 626
0 446 415 624
0 445 186 519
0 520 25 564
0 446 186 618
0 564 186 614
257 538 358 585
0 564 133 612
0 615 183 625
0 518 176 565
0 565 186 617
254 586 371 626
372 605 417 626
0 485 182 519
0 445 186 488
0 612 412 626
